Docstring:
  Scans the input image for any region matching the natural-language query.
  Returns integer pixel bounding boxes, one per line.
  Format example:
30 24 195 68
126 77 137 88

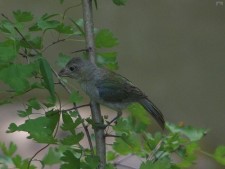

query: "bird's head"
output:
58 57 92 81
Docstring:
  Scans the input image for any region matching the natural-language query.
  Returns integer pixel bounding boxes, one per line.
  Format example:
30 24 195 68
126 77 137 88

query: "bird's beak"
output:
58 68 68 77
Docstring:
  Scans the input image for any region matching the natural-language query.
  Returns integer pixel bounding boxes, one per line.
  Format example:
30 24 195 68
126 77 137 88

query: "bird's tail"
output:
139 98 165 129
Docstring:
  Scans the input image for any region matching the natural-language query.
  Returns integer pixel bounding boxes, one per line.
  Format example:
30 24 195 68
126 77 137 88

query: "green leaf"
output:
95 29 118 48
60 150 80 169
107 151 117 161
20 36 43 49
42 147 61 166
39 58 56 100
81 155 99 169
7 111 59 143
13 10 33 22
57 53 71 68
0 63 38 93
0 40 19 63
28 98 41 110
55 23 74 34
97 52 118 70
0 142 17 156
214 145 225 165
70 18 85 36
69 90 83 103
106 163 116 169
166 123 207 141
37 19 60 30
113 133 142 155
60 0 65 4
17 106 32 117
60 133 84 145
61 113 82 133
128 103 151 127
112 0 127 6
140 158 171 169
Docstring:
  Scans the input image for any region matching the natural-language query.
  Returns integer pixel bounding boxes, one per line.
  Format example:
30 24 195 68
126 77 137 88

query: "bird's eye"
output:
69 66 75 71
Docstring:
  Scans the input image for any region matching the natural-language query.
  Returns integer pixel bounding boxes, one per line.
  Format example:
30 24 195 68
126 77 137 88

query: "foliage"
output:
0 1 224 169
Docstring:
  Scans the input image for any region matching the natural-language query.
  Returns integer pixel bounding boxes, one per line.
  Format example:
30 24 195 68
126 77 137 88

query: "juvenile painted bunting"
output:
59 57 165 128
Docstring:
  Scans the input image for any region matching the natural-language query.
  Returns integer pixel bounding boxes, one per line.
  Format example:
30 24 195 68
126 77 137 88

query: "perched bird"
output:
59 57 165 129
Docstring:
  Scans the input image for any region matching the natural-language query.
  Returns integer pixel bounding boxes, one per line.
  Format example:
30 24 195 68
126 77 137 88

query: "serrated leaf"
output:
61 113 82 133
0 63 38 93
95 29 118 48
140 158 171 169
113 133 141 155
28 98 41 110
55 23 74 34
69 90 83 103
0 142 17 156
39 58 56 101
13 10 33 22
60 150 80 169
38 19 60 30
214 145 225 165
112 0 127 6
0 40 19 63
97 52 118 70
18 106 32 117
81 155 99 169
60 133 84 145
107 151 117 161
166 123 207 141
57 53 71 68
20 36 43 49
7 111 59 143
70 18 85 36
42 147 61 166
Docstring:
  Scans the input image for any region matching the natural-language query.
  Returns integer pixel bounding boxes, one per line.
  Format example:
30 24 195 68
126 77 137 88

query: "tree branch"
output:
82 0 106 168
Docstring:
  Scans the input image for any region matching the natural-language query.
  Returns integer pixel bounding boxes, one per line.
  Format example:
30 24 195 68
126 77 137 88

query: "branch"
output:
82 0 106 168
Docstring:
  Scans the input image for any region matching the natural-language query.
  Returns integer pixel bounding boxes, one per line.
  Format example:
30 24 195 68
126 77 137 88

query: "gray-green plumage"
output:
59 57 165 128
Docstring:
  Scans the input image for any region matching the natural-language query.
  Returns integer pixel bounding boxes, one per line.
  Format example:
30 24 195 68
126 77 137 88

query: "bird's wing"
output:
95 73 144 103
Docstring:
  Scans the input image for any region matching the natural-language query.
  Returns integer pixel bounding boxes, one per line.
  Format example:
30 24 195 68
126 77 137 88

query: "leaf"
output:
0 63 38 93
13 10 33 22
61 113 82 133
60 150 80 169
94 0 98 9
17 106 32 117
39 58 56 100
97 52 118 70
0 40 19 63
60 133 84 145
112 0 127 6
7 111 59 143
81 155 99 169
113 133 142 155
42 147 61 166
166 123 207 141
69 90 83 103
70 18 85 36
27 98 41 110
55 23 74 34
140 158 171 169
0 142 17 156
214 145 225 165
107 151 117 161
128 103 151 126
20 36 43 49
37 19 60 30
95 29 118 48
57 53 71 68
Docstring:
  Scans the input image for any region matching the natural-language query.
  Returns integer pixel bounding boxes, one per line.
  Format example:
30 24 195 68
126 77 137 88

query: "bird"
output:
58 56 165 129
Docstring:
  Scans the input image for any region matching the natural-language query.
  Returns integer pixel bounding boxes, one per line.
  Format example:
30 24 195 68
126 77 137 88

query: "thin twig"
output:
62 103 90 112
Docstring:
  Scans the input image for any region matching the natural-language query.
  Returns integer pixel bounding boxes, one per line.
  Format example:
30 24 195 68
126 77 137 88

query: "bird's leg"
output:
106 111 122 126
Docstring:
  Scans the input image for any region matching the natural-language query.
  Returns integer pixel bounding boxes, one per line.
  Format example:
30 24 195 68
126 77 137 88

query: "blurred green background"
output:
0 0 225 168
